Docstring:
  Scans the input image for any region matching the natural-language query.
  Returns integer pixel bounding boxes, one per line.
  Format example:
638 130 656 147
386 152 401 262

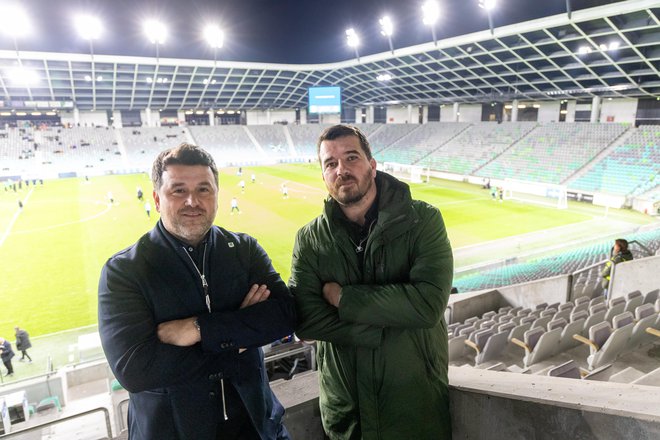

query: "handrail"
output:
117 398 129 433
1 407 113 439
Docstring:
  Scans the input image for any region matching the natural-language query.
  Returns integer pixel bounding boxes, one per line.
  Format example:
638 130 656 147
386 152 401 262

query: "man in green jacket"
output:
289 124 454 439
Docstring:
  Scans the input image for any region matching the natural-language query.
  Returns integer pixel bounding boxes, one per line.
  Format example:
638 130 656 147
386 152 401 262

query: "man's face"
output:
319 135 376 206
153 164 218 246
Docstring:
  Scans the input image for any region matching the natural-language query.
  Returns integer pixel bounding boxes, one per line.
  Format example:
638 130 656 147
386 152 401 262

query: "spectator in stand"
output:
601 238 633 294
14 326 32 363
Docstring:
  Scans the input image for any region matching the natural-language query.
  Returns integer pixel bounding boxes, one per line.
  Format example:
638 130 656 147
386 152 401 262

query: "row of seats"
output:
449 291 659 377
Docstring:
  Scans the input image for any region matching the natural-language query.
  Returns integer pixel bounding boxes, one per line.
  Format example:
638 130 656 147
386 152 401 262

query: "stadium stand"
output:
287 123 332 156
475 122 628 184
569 125 660 196
120 126 187 169
246 125 291 159
453 227 660 293
188 125 262 165
373 122 469 164
421 122 537 175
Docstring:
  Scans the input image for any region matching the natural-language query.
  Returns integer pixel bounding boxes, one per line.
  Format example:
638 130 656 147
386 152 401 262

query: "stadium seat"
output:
643 289 658 305
589 297 605 308
547 360 581 379
604 297 625 324
531 316 552 330
574 296 590 307
497 322 516 337
547 318 567 332
624 291 643 314
36 396 62 413
449 335 468 362
627 304 658 349
574 320 634 370
631 367 660 387
508 322 532 344
558 318 586 353
512 327 562 369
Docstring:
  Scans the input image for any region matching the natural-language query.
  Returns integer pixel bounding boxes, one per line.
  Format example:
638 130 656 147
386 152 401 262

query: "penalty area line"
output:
0 188 34 248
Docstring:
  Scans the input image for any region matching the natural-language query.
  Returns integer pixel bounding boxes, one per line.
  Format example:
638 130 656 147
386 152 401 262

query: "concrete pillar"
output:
177 110 186 125
209 108 215 126
267 109 271 125
145 108 152 127
407 104 413 124
111 110 122 128
354 108 362 123
512 100 519 122
367 106 375 124
73 107 80 125
590 96 601 123
453 103 460 122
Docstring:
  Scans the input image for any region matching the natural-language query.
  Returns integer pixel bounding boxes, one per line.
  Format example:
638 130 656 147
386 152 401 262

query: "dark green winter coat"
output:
290 171 453 440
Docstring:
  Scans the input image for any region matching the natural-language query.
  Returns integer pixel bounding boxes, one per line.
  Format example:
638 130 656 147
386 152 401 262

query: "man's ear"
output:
153 190 161 212
370 158 377 177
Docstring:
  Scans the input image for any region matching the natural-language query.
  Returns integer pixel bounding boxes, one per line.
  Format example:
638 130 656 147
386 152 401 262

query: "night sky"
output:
0 0 627 63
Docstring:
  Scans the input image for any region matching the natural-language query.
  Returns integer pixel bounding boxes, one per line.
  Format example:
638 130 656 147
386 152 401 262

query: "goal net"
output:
382 162 429 184
503 178 568 209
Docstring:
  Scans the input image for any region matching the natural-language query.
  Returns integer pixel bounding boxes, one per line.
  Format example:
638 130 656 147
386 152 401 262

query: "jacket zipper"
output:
183 243 228 419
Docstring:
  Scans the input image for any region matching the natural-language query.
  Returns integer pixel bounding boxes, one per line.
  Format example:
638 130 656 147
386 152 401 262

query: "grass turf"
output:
0 162 650 339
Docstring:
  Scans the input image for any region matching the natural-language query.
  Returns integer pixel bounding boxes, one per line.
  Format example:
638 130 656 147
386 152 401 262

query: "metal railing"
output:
1 407 113 439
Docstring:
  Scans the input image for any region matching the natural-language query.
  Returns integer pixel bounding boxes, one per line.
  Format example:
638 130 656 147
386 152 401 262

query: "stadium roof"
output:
0 0 658 112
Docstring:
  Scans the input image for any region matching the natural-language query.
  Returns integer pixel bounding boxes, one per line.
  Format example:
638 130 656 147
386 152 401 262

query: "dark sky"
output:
1 0 626 63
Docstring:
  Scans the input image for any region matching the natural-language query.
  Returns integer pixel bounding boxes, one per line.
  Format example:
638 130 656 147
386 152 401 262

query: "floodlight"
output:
379 16 393 37
204 25 224 49
0 5 31 38
97 75 103 81
478 0 497 11
599 44 607 51
84 75 92 81
346 28 359 47
578 46 591 55
75 14 102 40
144 20 167 44
422 1 440 26
608 41 620 51
377 73 392 81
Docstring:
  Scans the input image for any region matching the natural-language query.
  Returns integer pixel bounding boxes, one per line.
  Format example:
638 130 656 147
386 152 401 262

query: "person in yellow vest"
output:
601 238 633 293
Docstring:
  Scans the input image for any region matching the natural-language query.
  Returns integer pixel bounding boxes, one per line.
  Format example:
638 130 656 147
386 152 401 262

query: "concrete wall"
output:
538 101 561 122
458 105 482 123
0 375 65 408
600 98 638 124
609 254 660 300
61 110 108 127
565 100 577 122
448 275 570 323
386 106 409 124
271 368 660 439
246 110 297 125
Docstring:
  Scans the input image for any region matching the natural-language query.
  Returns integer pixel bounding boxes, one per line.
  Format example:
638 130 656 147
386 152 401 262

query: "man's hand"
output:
240 284 270 308
157 317 201 346
323 282 342 308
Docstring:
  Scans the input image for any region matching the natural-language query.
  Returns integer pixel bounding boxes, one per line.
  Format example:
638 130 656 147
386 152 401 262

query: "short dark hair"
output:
316 124 372 161
152 143 218 190
615 238 629 252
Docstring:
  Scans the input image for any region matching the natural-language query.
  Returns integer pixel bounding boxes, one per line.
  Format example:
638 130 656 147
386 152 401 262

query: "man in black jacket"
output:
98 143 296 439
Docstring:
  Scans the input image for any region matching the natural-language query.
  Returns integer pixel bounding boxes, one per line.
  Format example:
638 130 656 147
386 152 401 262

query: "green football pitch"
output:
0 163 652 339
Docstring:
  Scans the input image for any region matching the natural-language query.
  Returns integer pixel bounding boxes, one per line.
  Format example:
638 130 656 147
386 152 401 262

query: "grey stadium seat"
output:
547 360 581 379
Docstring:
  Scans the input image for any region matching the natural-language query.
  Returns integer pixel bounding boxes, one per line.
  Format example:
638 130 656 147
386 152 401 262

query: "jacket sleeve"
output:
289 228 383 348
98 259 211 393
198 237 296 352
338 208 453 329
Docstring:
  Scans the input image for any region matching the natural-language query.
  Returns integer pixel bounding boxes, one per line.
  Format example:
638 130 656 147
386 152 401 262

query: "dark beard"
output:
334 174 373 206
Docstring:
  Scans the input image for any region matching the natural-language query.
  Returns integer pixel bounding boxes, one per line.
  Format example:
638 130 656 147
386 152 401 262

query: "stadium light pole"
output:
478 0 497 35
346 28 360 62
144 19 167 63
203 24 224 64
379 16 395 55
75 14 102 109
422 1 440 46
0 5 33 97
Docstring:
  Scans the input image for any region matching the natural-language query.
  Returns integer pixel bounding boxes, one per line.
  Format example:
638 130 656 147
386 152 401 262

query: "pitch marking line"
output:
12 201 113 235
0 188 34 248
